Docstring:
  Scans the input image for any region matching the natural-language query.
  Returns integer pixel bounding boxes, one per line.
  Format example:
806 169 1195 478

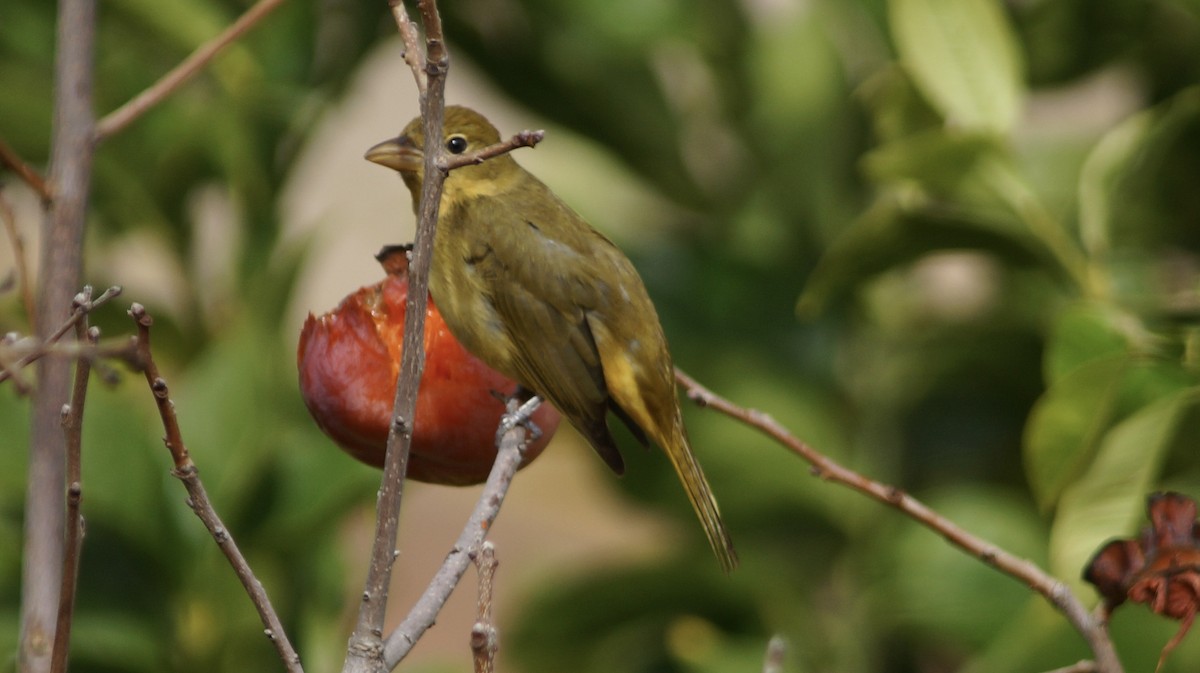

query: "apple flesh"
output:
297 247 560 485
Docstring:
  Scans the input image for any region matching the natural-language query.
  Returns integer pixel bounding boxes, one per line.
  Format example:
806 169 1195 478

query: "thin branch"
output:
438 130 545 172
673 367 1125 673
0 138 52 202
469 541 499 673
128 303 303 673
383 397 538 668
0 333 35 395
388 1 427 97
21 0 96 666
0 286 123 386
93 0 285 142
50 294 98 673
761 636 786 673
0 189 36 318
1043 661 1098 673
417 0 448 72
1 339 140 390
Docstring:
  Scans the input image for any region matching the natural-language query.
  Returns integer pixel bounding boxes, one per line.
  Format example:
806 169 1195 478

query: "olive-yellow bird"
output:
366 105 736 571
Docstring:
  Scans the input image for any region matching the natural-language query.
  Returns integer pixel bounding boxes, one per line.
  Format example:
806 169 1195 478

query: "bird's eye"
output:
446 135 468 154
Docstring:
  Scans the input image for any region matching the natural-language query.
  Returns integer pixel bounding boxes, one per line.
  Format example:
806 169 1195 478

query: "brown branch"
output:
438 130 545 172
93 0 285 142
1043 661 1098 673
21 0 96 665
0 189 36 318
0 139 52 202
0 333 35 395
343 2 452 670
382 396 539 668
50 296 98 673
388 0 427 97
469 541 499 673
2 338 139 380
0 286 123 386
128 303 303 673
673 367 1125 673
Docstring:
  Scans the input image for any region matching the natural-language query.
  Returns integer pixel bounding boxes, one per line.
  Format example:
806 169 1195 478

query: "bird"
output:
365 105 737 572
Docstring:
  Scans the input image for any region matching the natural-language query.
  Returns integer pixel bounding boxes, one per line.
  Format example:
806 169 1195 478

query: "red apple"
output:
297 246 560 485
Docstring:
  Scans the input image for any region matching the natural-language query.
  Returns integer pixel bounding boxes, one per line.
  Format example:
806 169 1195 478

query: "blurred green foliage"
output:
4 0 1200 672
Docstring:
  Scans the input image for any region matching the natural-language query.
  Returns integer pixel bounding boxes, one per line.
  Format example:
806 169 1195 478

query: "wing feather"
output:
465 185 627 473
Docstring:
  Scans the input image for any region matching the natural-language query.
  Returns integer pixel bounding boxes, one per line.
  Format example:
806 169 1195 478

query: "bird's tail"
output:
664 422 738 572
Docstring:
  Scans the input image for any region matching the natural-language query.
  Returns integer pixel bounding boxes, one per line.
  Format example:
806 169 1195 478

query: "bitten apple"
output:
297 246 560 485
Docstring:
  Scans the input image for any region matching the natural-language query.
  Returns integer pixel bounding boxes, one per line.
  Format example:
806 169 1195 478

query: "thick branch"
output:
93 0 285 141
20 0 96 668
674 368 1124 673
129 304 303 673
343 3 451 671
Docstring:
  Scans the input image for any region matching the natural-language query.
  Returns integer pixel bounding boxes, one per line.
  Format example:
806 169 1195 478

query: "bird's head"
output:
365 105 519 205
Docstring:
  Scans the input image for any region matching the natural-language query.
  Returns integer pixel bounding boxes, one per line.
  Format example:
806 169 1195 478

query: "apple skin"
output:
297 248 560 485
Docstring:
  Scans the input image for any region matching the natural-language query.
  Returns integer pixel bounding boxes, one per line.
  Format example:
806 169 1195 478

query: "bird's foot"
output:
495 394 543 447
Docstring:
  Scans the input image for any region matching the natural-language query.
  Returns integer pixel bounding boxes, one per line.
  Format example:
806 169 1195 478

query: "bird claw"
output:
495 395 543 448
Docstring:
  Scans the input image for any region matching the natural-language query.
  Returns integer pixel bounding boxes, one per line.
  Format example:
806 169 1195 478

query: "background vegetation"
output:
3 0 1200 671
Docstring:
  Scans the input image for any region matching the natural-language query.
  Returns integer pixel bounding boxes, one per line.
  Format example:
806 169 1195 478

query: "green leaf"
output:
1077 107 1152 259
889 0 1024 133
797 196 1041 317
1048 390 1195 596
857 65 943 144
1042 302 1132 385
863 129 1004 196
1023 354 1129 509
1077 86 1200 259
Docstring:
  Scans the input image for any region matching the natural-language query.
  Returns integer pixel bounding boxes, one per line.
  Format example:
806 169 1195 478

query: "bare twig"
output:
2 338 139 385
0 334 35 395
0 190 36 318
50 294 98 673
0 286 123 386
20 0 96 666
470 542 499 673
439 130 545 172
673 367 1124 673
761 636 786 673
93 0 285 141
0 138 52 202
1043 661 1098 673
383 397 538 668
128 303 303 673
388 1 427 96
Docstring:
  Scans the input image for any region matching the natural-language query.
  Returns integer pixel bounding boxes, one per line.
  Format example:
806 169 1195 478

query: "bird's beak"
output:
364 135 422 172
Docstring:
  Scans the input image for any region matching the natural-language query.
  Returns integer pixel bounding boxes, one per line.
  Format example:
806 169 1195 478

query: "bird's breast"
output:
428 231 520 381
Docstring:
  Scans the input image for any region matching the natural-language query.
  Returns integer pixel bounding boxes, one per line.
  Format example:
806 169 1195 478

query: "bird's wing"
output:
465 190 627 473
